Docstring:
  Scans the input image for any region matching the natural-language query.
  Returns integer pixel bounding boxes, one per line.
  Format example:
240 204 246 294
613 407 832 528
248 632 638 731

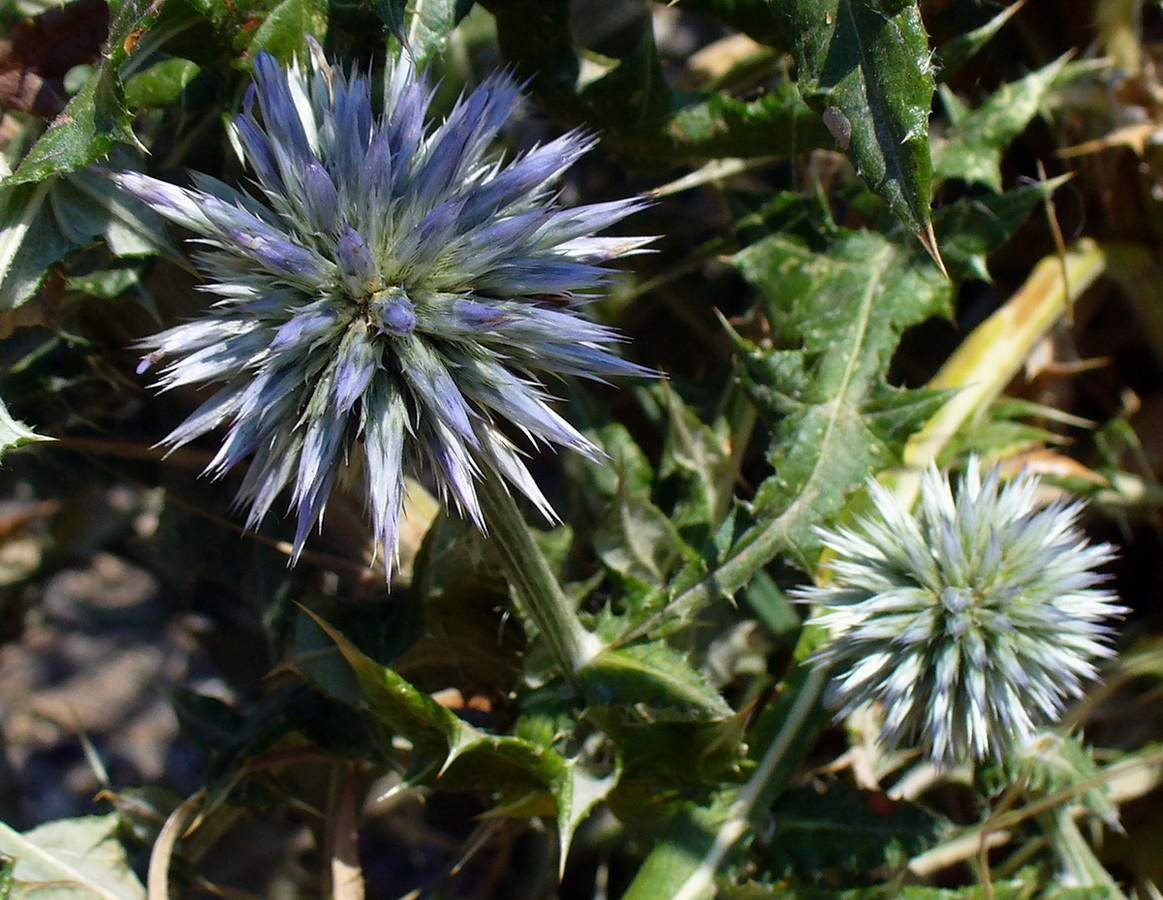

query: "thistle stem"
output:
476 475 602 685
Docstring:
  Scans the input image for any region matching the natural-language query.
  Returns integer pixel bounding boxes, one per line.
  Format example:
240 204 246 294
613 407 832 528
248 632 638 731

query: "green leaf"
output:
656 388 734 535
935 0 1027 78
553 757 621 875
309 610 555 780
123 58 201 108
307 607 469 761
570 388 654 504
0 164 174 311
310 609 620 852
932 176 1067 282
0 399 49 459
933 54 1076 190
721 880 1033 899
394 512 522 697
579 21 673 130
594 493 690 590
4 0 166 187
249 0 328 60
755 783 943 885
620 791 737 900
582 641 733 722
776 0 935 234
405 0 474 68
729 229 949 566
65 268 142 300
0 814 146 900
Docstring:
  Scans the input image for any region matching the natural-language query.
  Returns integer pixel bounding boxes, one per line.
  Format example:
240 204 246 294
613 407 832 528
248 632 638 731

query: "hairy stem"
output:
477 475 602 684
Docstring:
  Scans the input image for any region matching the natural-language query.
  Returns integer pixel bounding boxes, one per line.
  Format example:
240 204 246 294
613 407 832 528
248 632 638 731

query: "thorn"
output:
918 221 948 280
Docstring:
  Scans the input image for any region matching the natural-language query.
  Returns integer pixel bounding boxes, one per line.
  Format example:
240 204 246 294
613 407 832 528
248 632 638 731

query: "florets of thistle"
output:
113 43 652 564
794 458 1123 768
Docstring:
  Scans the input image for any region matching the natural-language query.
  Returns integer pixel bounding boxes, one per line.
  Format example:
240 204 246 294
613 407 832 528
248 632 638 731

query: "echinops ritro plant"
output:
113 42 651 565
795 458 1124 768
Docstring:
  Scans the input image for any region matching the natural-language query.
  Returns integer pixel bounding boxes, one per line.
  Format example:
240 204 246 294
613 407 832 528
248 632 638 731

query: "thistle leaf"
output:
0 399 50 460
406 0 475 69
776 0 935 234
3 0 165 186
0 815 146 900
248 0 329 60
933 54 1080 190
729 230 949 566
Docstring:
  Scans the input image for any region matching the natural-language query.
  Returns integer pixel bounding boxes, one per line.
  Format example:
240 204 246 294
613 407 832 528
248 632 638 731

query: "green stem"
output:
477 475 602 685
1037 807 1126 897
623 659 829 900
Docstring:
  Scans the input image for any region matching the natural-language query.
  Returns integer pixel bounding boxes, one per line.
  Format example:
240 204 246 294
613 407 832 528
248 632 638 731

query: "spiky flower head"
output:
794 458 1123 768
113 43 651 564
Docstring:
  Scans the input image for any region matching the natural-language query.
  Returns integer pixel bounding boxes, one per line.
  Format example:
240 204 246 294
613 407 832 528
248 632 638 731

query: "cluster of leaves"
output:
1 0 1162 898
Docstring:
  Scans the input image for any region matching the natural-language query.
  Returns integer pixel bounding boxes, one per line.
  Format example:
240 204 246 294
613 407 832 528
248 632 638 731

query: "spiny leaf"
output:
0 400 50 461
310 608 623 854
932 175 1068 283
582 641 733 722
729 229 950 567
4 0 166 187
305 607 477 760
123 58 201 108
776 0 935 234
657 388 734 535
720 879 1034 899
554 758 621 876
933 54 1079 190
579 21 673 129
594 493 690 590
755 783 943 886
484 0 829 165
935 0 1028 79
307 609 591 795
0 814 146 900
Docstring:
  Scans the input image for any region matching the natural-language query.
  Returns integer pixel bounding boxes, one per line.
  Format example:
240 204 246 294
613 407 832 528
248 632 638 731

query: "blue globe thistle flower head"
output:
113 42 652 566
794 458 1124 768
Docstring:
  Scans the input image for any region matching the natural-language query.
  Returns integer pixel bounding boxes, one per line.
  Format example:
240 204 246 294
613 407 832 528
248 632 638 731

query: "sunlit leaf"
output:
123 58 201 108
0 814 146 900
405 0 475 68
776 0 935 233
0 398 49 460
594 493 690 590
728 229 949 567
248 0 328 59
4 0 166 186
755 783 943 885
657 388 734 536
933 54 1079 190
582 641 733 722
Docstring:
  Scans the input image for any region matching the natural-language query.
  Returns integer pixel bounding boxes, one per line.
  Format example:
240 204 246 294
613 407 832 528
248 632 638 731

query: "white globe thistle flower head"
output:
112 41 653 566
793 457 1124 769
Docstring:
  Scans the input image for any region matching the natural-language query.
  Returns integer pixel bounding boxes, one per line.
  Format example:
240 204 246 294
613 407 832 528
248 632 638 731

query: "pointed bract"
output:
794 459 1124 768
114 43 651 567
